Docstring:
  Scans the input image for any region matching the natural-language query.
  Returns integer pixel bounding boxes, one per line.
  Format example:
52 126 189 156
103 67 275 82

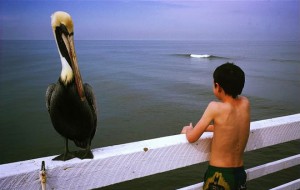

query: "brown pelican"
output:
46 11 97 161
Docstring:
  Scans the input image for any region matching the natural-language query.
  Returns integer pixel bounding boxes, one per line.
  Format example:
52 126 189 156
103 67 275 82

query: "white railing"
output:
0 114 299 190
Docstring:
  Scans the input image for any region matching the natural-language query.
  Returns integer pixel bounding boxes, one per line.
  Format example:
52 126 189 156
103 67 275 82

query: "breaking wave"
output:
174 54 229 59
190 54 212 58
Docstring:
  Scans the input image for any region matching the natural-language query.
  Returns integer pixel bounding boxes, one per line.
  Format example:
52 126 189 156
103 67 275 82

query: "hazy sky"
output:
0 0 299 41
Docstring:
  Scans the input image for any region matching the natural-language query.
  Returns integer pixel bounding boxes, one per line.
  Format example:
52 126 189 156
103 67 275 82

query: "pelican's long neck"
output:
60 55 74 85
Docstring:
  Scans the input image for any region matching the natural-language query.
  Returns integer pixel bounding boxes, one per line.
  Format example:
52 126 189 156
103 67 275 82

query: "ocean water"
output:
0 40 299 189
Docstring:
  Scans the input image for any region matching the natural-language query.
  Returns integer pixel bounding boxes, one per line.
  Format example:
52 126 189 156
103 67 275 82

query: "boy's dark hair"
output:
213 62 245 98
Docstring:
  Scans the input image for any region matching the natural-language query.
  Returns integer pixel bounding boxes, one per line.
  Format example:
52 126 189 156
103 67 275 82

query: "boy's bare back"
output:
209 95 250 167
181 95 250 167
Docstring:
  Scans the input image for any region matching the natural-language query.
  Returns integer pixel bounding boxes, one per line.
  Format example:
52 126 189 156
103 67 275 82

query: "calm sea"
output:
0 40 299 189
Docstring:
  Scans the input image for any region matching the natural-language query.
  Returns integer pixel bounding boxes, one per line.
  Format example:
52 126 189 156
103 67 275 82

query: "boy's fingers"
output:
181 126 186 134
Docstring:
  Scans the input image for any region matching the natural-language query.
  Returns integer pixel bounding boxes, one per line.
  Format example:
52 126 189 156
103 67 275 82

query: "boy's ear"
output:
215 83 222 92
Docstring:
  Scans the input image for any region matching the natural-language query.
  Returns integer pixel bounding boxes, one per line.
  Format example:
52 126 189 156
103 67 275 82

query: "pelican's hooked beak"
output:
51 11 85 101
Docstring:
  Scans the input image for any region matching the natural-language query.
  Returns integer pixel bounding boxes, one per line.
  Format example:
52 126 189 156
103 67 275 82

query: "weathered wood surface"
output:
270 179 300 190
246 154 300 181
0 113 299 189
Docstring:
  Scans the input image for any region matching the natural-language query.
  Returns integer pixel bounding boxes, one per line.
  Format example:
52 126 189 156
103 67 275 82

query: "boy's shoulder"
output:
206 101 223 115
208 101 221 108
239 95 249 101
238 96 250 107
207 96 250 112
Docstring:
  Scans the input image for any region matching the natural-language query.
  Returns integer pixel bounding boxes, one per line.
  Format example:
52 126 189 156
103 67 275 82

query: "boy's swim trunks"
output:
203 165 247 190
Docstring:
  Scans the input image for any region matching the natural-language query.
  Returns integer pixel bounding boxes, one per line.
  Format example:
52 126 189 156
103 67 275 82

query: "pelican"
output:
46 11 97 161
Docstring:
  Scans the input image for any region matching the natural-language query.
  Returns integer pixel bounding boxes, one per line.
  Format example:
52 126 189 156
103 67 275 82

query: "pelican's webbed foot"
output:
53 138 75 161
52 152 76 161
75 146 94 159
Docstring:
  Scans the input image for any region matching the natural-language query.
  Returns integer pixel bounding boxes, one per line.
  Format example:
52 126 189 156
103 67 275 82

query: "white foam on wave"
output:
190 54 211 58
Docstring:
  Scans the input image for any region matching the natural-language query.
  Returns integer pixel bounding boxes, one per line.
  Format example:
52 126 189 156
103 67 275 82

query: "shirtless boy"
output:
181 63 250 190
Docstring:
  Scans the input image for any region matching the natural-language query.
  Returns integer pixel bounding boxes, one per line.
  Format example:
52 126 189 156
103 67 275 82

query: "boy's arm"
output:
206 125 214 132
181 102 216 143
